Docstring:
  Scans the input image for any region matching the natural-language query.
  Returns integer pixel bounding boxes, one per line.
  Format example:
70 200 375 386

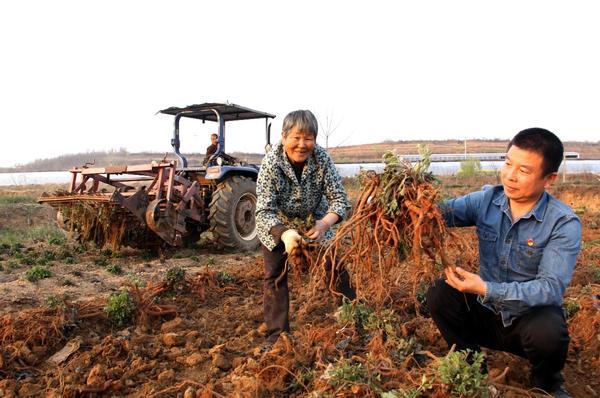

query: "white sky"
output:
1 0 599 167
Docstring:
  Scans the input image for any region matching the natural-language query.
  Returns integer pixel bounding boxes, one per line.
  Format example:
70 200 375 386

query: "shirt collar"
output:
492 188 548 222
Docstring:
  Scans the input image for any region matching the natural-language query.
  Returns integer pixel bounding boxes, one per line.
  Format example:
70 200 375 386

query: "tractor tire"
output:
209 175 259 251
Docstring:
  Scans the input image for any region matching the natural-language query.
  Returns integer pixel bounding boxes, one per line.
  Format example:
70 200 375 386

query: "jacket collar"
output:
493 188 548 222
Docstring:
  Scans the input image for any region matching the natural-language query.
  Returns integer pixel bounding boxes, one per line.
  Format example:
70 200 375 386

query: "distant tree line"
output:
0 149 264 173
1 139 597 173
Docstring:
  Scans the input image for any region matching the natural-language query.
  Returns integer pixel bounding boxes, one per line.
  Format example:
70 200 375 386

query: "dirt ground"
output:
0 177 599 397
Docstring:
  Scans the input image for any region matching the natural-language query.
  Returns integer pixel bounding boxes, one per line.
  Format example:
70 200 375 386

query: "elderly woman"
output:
256 109 355 344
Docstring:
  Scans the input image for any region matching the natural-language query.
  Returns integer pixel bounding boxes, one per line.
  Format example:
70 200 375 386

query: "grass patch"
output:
1 226 66 246
336 299 398 335
216 271 235 285
391 336 422 362
437 350 488 397
127 273 143 287
3 260 20 273
0 230 22 247
105 290 135 327
27 225 66 245
443 183 470 189
580 284 592 295
564 299 580 318
336 300 373 327
288 366 314 391
0 195 37 204
15 251 37 266
325 360 369 387
59 277 75 286
456 158 483 178
37 250 56 265
46 294 67 309
60 248 76 264
384 375 432 398
25 265 52 282
582 238 600 249
589 252 600 261
164 266 186 285
105 264 123 275
93 257 109 267
101 248 123 258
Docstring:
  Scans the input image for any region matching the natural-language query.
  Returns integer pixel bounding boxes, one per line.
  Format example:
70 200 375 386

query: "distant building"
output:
398 152 580 162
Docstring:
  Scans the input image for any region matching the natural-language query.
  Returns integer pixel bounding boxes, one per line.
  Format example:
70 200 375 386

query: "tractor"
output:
39 103 275 251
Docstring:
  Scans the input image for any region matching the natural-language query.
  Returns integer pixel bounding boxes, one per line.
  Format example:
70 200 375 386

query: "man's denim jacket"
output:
441 185 581 326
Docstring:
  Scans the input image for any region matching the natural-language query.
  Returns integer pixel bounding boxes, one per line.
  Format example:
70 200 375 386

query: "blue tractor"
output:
40 103 275 251
159 103 275 250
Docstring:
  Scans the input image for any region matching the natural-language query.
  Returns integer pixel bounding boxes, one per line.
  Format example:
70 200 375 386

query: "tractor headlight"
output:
216 157 223 166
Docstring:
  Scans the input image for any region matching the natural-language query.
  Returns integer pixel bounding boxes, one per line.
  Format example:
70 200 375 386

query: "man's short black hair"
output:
508 128 564 176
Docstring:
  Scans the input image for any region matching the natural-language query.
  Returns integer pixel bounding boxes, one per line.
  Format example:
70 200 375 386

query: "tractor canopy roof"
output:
159 103 275 122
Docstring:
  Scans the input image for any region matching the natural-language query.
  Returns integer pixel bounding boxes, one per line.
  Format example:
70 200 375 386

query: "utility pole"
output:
562 153 567 183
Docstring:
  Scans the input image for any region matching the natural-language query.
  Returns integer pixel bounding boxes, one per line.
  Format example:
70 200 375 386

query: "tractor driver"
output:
203 133 219 165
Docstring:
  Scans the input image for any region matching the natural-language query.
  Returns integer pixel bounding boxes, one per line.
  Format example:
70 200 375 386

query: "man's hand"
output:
444 267 487 296
281 229 301 255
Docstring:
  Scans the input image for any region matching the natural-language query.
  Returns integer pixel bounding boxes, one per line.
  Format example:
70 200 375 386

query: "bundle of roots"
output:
276 213 322 286
320 149 466 307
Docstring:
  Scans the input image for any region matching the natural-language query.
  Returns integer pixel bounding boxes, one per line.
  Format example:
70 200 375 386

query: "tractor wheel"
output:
209 175 259 251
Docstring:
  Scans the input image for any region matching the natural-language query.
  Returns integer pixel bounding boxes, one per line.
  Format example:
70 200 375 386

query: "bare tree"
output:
318 110 341 150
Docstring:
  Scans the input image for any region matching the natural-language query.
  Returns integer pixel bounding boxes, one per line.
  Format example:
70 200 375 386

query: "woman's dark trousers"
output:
263 243 355 343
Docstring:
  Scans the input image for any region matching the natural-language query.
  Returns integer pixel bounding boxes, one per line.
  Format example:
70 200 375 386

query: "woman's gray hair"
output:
282 110 318 137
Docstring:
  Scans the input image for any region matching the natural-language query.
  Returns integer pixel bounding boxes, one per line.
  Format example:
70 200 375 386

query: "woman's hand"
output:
306 213 340 241
306 219 331 241
444 267 487 296
281 229 302 254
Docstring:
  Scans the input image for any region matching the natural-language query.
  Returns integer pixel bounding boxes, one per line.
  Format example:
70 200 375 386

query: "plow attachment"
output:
39 161 208 249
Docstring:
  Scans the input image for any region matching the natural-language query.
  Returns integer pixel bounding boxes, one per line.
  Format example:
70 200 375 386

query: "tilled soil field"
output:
0 178 599 397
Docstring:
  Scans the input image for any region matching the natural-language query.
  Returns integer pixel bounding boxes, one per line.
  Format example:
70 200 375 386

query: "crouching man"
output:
426 128 581 398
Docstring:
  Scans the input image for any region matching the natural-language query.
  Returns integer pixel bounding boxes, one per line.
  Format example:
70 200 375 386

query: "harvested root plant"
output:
321 148 468 306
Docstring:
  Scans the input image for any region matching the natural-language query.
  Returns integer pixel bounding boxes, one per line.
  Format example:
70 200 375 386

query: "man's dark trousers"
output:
262 243 355 343
426 278 569 392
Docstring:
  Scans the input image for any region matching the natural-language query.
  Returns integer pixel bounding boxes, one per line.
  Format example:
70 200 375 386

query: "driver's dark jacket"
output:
203 144 218 164
256 142 349 251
